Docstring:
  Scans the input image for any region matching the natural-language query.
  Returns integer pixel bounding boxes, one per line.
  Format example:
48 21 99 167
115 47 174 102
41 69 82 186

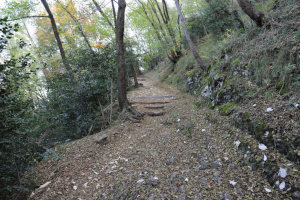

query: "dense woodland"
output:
0 0 299 199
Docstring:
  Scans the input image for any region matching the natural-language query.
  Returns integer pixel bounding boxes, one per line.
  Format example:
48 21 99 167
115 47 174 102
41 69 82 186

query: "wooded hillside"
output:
0 0 299 199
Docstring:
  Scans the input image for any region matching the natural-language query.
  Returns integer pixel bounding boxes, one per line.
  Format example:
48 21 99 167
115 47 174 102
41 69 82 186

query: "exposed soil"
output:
29 72 299 200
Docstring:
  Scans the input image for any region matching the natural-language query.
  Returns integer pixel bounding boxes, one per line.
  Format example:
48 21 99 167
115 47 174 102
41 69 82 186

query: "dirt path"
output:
30 72 294 199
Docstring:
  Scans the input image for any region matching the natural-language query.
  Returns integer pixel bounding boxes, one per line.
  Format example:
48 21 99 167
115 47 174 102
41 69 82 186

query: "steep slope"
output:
29 72 299 199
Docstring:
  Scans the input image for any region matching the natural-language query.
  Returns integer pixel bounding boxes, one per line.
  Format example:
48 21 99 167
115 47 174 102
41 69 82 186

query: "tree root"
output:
118 105 144 122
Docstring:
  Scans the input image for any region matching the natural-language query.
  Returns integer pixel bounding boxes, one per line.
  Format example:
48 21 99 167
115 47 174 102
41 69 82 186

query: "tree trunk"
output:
116 0 129 109
130 65 139 87
41 0 67 69
237 0 264 27
92 0 115 31
111 0 117 27
174 0 206 71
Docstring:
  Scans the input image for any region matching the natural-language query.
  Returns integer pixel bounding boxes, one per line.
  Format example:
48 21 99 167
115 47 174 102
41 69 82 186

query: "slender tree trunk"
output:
130 65 139 87
155 0 177 48
174 0 206 71
92 0 115 31
137 0 163 43
56 0 94 53
116 0 129 109
41 0 67 69
237 0 264 27
111 0 117 27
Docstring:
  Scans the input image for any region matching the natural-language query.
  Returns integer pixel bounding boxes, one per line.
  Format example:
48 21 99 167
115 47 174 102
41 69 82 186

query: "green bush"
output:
203 0 235 38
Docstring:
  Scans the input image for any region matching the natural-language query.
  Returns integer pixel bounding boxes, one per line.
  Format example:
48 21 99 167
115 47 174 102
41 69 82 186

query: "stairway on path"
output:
129 77 176 117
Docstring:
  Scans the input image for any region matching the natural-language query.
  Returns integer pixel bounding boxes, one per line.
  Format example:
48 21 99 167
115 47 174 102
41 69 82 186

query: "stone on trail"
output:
166 156 176 165
211 159 222 168
220 193 232 200
146 176 159 186
200 177 208 186
278 167 287 178
137 179 145 184
258 143 267 151
265 188 272 193
194 192 202 200
94 134 108 144
234 140 241 147
148 194 156 200
178 185 186 200
229 180 237 186
279 181 285 190
292 191 300 199
38 181 51 190
263 154 267 161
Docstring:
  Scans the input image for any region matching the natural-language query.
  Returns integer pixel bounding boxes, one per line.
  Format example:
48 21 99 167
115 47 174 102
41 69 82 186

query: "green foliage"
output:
216 102 237 116
184 16 207 44
43 46 118 143
0 17 19 51
0 18 39 199
1 0 37 19
202 0 235 38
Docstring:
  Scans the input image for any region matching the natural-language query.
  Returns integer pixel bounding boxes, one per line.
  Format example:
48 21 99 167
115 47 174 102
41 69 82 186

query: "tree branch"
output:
7 15 49 22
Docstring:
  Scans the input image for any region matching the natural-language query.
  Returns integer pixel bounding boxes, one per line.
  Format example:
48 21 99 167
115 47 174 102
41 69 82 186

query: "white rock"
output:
73 185 78 190
275 181 280 185
38 181 51 189
265 188 272 193
266 108 273 112
264 131 269 137
295 103 299 108
234 140 241 147
30 192 35 198
177 129 180 133
278 168 287 178
109 161 117 165
83 182 89 188
259 144 267 151
263 154 267 161
177 118 181 122
96 183 100 189
137 179 145 184
229 180 237 186
201 129 206 132
287 163 293 166
185 177 189 182
253 104 257 107
279 181 286 190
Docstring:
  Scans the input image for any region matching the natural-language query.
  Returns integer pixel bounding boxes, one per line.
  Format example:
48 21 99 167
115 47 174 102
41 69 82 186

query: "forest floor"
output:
30 72 298 200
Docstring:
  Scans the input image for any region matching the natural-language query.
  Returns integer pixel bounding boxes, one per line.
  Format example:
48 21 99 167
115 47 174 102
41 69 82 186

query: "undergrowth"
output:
158 0 299 103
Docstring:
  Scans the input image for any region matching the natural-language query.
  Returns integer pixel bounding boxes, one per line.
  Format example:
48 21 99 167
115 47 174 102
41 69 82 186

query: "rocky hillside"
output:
156 0 299 198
